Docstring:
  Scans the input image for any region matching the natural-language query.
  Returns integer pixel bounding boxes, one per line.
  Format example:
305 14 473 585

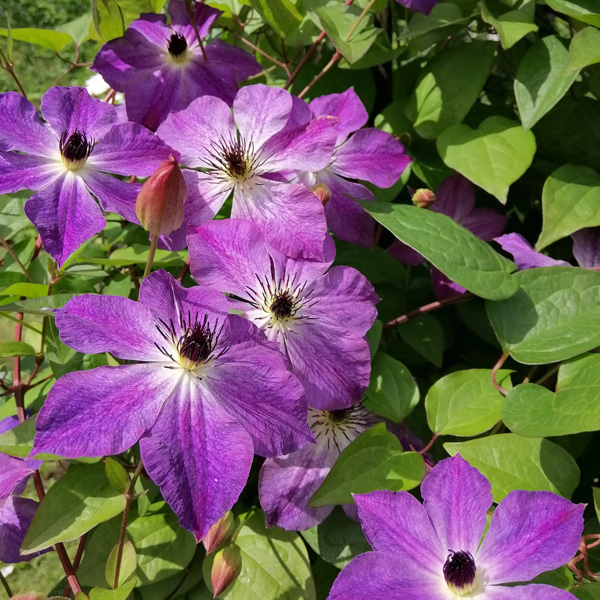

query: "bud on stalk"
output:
136 155 186 236
411 188 435 209
211 546 242 598
203 511 235 555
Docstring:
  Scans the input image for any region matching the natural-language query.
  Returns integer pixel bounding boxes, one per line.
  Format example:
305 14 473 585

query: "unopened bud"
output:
311 183 331 206
411 188 435 209
203 511 235 555
136 155 186 236
211 546 241 598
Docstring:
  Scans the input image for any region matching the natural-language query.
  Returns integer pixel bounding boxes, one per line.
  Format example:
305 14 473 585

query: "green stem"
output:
143 235 159 280
0 571 13 599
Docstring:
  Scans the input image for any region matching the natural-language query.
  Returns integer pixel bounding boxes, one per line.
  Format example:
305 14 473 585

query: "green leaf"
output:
573 583 600 600
444 434 580 501
92 0 125 42
81 245 185 267
480 0 538 50
486 267 600 364
398 314 444 367
366 320 382 359
309 423 425 507
0 341 35 358
249 0 302 36
0 416 37 457
405 40 496 140
89 580 136 600
364 353 419 422
105 539 137 587
0 27 73 52
545 0 600 27
0 293 79 315
514 36 578 129
21 463 127 553
202 511 316 600
398 3 467 41
105 458 130 494
300 507 369 569
437 116 536 204
0 283 50 298
502 353 600 436
537 164 600 250
361 202 518 300
567 27 600 73
56 12 93 45
426 369 512 436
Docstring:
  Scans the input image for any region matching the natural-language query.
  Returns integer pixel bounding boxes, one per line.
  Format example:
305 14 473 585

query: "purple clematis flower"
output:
156 84 337 258
0 87 173 266
296 88 412 247
328 454 584 600
394 0 441 15
389 174 507 299
495 228 600 270
187 219 379 410
32 270 311 540
93 1 261 131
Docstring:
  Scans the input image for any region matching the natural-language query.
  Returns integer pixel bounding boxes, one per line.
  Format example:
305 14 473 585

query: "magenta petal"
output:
482 584 579 600
433 174 475 221
333 128 411 188
329 551 446 600
259 443 338 531
460 208 507 242
82 170 140 224
494 233 568 270
56 294 166 361
477 491 584 584
354 491 444 577
0 497 45 564
33 364 173 458
431 267 467 300
24 173 106 267
203 39 262 85
572 227 600 268
421 455 492 556
41 86 119 140
169 0 220 38
0 93 56 155
140 386 254 541
0 152 61 194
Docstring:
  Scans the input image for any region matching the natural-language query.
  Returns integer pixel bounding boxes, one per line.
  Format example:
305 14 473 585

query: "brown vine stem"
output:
62 533 88 597
491 352 509 396
284 30 327 90
0 571 13 599
419 433 438 455
234 34 290 75
185 0 207 60
0 48 28 99
0 235 34 282
383 292 473 330
178 258 190 282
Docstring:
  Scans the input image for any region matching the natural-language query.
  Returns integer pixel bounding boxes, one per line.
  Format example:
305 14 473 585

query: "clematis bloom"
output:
32 270 311 540
329 454 584 600
188 218 379 409
93 1 261 131
0 87 173 266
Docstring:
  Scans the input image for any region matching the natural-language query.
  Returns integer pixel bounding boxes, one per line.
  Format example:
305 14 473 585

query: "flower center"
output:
308 404 376 452
60 129 93 170
443 551 476 596
270 292 295 320
168 33 188 59
205 137 257 185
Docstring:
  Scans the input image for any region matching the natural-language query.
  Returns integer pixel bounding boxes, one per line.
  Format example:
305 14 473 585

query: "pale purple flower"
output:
93 1 261 131
0 87 173 266
389 174 507 299
296 88 412 247
187 219 379 410
32 270 311 540
394 0 441 15
495 228 600 270
329 454 584 600
156 84 337 258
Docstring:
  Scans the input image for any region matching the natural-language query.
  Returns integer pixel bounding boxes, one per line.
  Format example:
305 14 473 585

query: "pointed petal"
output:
33 364 174 458
432 174 475 221
481 585 579 600
431 267 467 300
477 491 584 584
333 128 411 188
421 455 492 557
203 39 262 85
0 92 57 155
0 454 36 500
460 208 506 242
494 233 567 270
0 497 46 563
82 170 140 224
0 152 62 194
388 239 425 266
260 443 339 531
572 227 600 268
24 173 106 267
169 0 221 38
140 384 254 540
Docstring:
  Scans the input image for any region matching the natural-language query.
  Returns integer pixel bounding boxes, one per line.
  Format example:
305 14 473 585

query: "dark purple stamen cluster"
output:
179 319 214 364
270 292 295 319
60 129 94 162
168 33 187 57
443 550 476 591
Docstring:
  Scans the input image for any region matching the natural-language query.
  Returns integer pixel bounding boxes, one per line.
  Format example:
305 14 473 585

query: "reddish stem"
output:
384 293 473 330
491 352 509 396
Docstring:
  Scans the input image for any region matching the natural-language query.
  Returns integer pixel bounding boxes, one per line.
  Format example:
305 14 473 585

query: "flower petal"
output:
481 584 578 600
24 173 106 267
140 383 254 540
0 454 36 500
388 239 425 266
56 294 167 361
203 39 262 88
82 170 140 224
0 152 61 194
33 364 174 458
572 227 600 268
354 491 445 576
460 208 506 242
0 497 46 563
394 0 440 15
333 128 411 188
431 267 467 300
494 233 568 270
421 455 492 557
432 174 475 221
476 490 584 584
329 551 447 600
169 0 221 39
41 86 119 140
0 92 57 155
259 443 338 531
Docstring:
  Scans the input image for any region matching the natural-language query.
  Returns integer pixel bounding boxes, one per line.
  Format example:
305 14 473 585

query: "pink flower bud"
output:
211 546 242 598
311 183 331 206
203 511 235 555
136 155 186 236
411 188 435 209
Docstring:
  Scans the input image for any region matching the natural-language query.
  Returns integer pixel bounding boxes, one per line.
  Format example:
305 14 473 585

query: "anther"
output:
443 550 476 595
168 33 187 57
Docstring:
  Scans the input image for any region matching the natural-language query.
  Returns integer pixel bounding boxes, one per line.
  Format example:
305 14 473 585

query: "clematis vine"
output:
389 174 506 299
156 84 337 258
93 1 261 131
32 270 311 540
0 87 173 266
296 88 412 247
187 218 379 409
329 454 584 600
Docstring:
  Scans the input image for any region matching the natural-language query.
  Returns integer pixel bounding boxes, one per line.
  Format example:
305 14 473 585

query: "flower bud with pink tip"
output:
203 511 234 555
211 546 242 598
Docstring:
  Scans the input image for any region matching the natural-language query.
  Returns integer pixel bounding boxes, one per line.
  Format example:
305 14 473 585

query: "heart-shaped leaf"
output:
567 27 600 73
